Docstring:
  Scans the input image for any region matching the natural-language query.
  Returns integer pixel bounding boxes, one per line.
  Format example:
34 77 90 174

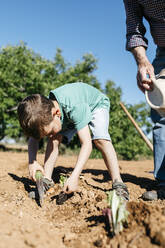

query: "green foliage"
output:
35 170 43 180
59 175 67 187
0 42 51 140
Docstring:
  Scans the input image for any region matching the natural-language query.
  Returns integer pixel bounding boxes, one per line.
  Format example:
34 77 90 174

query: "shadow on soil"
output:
54 166 156 191
8 173 42 206
8 173 35 193
8 165 156 195
85 214 113 237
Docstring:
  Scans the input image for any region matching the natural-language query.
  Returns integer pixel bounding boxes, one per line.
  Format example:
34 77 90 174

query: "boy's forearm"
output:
44 138 60 180
28 137 39 164
71 142 92 179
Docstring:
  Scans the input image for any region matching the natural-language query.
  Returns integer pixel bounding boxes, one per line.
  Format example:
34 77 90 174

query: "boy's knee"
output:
93 139 109 148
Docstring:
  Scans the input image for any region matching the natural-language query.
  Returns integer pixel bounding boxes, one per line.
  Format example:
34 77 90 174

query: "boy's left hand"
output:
63 176 78 194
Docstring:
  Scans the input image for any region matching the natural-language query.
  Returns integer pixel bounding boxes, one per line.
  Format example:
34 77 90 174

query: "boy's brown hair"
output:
17 94 54 140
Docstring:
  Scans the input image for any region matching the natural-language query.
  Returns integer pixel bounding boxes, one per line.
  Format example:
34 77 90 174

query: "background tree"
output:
0 43 49 140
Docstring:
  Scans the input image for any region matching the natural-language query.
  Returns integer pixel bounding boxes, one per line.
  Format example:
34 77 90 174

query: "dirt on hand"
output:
0 151 165 248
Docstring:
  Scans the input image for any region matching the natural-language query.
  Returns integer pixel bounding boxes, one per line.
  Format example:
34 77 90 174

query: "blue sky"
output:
0 0 156 105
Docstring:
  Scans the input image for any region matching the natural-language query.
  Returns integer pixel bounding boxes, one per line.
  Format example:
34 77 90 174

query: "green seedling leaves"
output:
103 190 129 235
57 174 70 205
35 170 43 180
59 174 67 187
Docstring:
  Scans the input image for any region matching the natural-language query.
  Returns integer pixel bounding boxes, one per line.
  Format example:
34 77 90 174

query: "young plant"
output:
59 174 67 187
103 190 129 235
57 174 68 205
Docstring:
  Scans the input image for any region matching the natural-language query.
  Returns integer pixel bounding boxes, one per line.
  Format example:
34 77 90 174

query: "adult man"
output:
123 0 165 200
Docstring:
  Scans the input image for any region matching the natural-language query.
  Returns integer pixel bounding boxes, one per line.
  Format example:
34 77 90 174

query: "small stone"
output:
47 187 55 195
96 194 103 202
63 232 76 241
56 192 67 205
94 239 103 247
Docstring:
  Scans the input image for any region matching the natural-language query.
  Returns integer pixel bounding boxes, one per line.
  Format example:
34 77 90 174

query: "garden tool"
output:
35 170 45 207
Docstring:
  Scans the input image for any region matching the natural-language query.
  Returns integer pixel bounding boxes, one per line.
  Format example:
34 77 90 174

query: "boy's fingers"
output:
40 167 45 175
63 184 67 192
32 172 36 182
63 185 72 194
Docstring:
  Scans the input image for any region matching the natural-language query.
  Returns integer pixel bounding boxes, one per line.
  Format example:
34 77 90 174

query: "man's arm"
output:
63 125 92 193
28 137 44 181
131 46 155 92
123 0 148 51
123 1 155 91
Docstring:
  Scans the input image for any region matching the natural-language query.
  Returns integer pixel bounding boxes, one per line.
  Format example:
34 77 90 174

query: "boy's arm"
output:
28 137 38 163
44 134 62 180
28 137 44 181
63 125 92 193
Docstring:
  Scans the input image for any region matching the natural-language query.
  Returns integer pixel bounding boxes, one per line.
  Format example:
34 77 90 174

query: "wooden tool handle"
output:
120 102 153 152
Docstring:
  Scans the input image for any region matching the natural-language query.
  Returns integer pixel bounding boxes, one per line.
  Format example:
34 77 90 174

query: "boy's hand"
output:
63 175 79 194
29 161 44 181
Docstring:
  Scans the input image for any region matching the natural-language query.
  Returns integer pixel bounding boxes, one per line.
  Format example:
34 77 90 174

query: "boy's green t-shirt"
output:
49 82 110 131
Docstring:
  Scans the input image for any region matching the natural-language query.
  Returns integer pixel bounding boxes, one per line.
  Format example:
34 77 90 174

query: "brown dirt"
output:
1 151 165 248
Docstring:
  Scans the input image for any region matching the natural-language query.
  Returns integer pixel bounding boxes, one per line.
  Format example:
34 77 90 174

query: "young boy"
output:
17 82 129 200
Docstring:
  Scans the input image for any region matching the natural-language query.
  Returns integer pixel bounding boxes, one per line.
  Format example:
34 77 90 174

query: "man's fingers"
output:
137 74 154 92
143 83 150 90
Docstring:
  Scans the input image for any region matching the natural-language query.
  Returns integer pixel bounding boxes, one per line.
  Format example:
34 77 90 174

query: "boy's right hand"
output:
28 161 44 181
63 175 79 194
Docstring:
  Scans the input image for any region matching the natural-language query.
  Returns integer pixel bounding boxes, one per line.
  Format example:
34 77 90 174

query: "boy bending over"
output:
18 82 129 200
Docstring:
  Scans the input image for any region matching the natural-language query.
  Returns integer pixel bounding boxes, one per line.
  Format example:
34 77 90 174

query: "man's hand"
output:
29 161 44 181
137 61 155 92
63 175 79 194
132 46 155 93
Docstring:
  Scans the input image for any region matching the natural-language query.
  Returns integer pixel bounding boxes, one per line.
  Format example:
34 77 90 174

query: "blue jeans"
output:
151 47 165 185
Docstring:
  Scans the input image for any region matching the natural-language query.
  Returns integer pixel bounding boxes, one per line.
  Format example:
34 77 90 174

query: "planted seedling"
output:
56 174 68 205
103 190 129 235
59 174 67 187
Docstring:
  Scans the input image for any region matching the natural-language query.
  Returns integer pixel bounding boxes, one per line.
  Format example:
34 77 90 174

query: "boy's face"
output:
44 114 62 139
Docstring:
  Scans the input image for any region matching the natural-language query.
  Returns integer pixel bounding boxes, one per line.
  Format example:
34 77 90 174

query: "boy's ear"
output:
52 107 61 118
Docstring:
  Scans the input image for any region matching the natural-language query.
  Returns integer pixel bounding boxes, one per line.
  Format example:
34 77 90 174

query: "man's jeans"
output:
151 47 165 184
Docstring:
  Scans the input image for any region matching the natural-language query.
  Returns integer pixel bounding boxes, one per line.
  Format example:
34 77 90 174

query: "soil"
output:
1 151 165 248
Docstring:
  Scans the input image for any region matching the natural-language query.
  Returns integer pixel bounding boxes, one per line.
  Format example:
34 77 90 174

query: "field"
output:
0 151 165 248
